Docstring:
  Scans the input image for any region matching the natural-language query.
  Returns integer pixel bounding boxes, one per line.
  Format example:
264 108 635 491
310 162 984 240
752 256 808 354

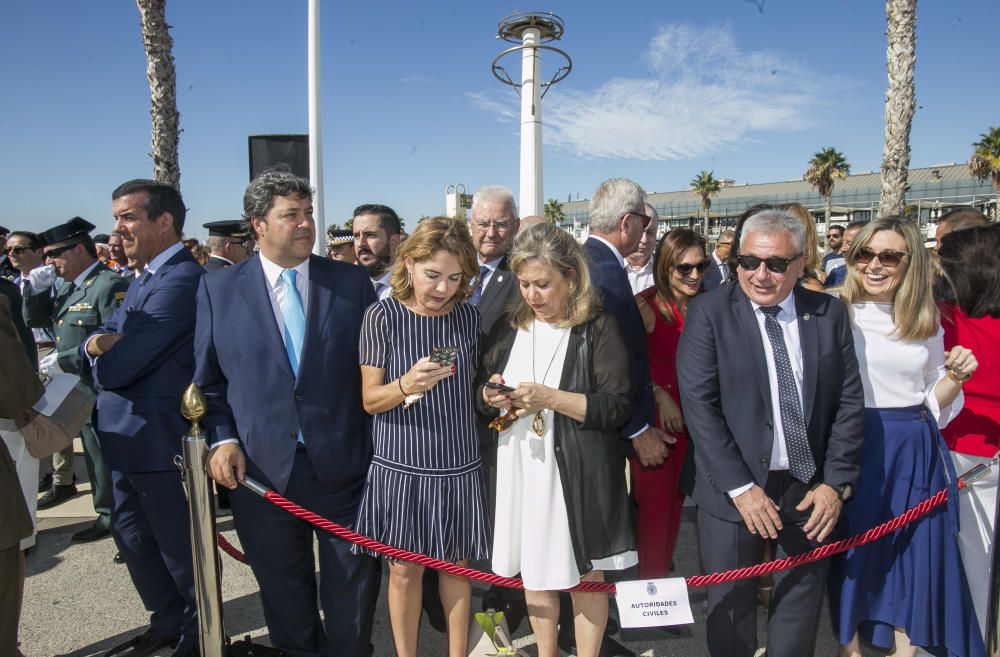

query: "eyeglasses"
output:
473 220 514 233
44 243 77 259
855 247 908 267
4 246 32 256
736 253 801 274
673 260 711 276
626 212 652 228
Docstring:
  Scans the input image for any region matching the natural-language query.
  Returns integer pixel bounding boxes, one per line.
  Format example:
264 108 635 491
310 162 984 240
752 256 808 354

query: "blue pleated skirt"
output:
829 406 985 657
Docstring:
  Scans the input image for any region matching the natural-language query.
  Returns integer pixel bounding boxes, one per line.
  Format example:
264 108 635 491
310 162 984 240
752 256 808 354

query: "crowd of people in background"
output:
0 170 998 657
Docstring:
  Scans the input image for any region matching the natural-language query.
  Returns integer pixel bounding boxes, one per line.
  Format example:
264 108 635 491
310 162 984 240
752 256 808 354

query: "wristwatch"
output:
830 483 853 501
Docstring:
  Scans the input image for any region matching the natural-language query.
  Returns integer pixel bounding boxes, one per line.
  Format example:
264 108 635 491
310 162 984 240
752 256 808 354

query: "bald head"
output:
517 215 547 235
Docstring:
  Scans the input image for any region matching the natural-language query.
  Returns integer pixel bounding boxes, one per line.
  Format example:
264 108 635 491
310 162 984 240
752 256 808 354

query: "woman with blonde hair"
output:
476 223 636 657
829 216 984 657
355 217 490 657
779 203 823 290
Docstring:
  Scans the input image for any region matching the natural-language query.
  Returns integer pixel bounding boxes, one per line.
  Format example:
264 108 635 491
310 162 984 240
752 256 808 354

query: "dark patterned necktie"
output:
760 306 815 483
469 265 490 306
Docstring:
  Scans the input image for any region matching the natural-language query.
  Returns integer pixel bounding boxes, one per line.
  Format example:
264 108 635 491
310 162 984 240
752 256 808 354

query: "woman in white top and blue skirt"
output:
476 223 637 657
828 217 984 657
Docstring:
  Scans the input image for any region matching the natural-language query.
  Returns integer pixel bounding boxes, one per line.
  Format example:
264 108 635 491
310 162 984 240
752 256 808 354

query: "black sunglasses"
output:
855 247 908 267
4 246 32 256
736 253 801 274
45 243 78 259
626 211 652 228
674 259 711 276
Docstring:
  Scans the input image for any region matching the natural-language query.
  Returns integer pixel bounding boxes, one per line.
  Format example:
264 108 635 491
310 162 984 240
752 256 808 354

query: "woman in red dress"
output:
632 228 709 578
937 224 1000 643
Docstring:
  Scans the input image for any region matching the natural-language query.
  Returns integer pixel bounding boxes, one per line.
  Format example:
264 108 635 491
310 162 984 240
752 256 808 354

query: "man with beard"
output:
352 204 401 299
24 217 128 538
625 203 658 294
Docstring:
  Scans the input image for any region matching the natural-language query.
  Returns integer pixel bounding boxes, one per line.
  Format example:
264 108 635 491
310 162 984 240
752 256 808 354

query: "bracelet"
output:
398 377 410 396
947 369 971 384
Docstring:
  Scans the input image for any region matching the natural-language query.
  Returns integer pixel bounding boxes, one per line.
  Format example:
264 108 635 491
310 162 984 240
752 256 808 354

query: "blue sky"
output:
1 0 996 236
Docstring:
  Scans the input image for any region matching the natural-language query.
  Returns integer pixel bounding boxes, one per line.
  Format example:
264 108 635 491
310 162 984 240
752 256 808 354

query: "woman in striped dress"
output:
355 217 490 657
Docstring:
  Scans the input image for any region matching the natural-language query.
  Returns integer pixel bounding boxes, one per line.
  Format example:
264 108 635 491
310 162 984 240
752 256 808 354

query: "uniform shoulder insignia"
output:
86 278 95 287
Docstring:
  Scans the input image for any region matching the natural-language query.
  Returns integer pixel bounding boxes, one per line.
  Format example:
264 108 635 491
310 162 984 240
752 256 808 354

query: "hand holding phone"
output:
429 346 460 367
485 381 516 394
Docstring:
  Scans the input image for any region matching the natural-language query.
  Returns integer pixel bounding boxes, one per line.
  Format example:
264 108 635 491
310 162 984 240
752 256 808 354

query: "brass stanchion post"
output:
180 384 226 657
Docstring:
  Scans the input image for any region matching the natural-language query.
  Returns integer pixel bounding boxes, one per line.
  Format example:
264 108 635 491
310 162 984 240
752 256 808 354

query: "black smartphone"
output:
429 346 460 366
484 381 516 394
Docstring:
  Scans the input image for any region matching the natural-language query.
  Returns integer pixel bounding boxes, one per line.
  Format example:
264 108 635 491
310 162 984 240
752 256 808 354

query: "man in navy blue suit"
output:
194 170 379 657
84 179 205 657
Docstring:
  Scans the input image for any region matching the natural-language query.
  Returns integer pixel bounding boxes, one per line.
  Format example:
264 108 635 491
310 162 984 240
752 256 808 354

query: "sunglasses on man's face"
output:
736 254 801 274
673 260 711 276
4 246 32 256
855 247 908 267
626 211 652 228
44 243 77 259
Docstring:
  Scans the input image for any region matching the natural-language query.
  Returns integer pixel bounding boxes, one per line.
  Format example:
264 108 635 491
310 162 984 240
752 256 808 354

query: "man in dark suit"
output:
676 207 864 657
702 228 734 292
467 185 520 334
202 220 252 271
84 179 204 657
195 170 379 657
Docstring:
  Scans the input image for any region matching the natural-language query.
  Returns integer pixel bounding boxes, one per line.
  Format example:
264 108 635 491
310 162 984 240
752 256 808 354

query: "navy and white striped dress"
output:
354 297 490 562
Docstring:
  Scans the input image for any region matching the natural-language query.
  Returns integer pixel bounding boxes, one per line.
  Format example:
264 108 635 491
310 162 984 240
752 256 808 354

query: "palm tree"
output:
878 0 917 217
690 171 721 236
543 198 565 224
136 0 180 188
804 148 851 226
969 126 1000 219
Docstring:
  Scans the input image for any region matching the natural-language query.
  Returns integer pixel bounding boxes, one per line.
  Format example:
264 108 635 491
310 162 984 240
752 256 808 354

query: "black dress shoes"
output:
114 552 125 564
37 483 78 510
71 522 111 543
104 628 179 657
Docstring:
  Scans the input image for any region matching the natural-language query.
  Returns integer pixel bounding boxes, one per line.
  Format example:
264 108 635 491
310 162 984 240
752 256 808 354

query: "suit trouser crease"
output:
698 472 829 657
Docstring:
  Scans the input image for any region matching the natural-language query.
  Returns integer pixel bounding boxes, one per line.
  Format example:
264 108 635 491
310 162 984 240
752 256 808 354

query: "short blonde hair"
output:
507 223 600 329
841 216 937 340
389 217 478 303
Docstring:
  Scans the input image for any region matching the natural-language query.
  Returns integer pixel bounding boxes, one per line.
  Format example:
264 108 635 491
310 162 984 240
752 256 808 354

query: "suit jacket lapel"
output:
731 287 772 419
240 257 295 381
477 257 510 318
795 288 819 422
299 256 331 385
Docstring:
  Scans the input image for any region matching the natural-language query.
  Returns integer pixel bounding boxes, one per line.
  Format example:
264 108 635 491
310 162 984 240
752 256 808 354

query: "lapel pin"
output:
803 313 811 321
497 275 503 283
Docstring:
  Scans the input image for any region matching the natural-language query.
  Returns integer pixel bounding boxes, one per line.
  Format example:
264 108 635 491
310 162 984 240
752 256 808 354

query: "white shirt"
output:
259 253 310 347
626 258 655 295
851 302 962 427
143 241 185 279
712 252 729 283
371 270 392 300
728 292 804 498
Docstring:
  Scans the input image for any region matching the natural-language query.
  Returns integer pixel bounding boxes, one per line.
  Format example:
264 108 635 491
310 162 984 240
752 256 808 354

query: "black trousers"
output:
697 471 831 657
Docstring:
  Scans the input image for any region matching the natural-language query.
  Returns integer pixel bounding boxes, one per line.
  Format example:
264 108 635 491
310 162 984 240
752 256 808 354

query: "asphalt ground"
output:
19 443 868 657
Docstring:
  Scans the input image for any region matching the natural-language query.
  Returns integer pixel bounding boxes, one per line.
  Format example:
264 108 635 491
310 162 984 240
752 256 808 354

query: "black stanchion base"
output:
226 635 284 656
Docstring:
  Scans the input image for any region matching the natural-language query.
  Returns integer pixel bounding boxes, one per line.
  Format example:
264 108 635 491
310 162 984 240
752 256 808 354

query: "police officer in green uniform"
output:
23 217 129 543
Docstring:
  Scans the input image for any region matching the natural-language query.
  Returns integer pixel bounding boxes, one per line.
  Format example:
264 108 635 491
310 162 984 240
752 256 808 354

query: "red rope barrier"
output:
216 482 956 594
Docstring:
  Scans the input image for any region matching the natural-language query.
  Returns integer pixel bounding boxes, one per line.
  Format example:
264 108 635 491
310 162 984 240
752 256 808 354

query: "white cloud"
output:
470 23 844 161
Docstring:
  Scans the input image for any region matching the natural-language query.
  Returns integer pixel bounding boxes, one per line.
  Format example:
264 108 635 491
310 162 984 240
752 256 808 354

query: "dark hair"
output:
844 220 867 232
112 179 187 237
939 207 989 233
827 224 844 236
651 228 707 323
7 231 42 250
938 224 1000 318
242 169 313 239
353 204 401 237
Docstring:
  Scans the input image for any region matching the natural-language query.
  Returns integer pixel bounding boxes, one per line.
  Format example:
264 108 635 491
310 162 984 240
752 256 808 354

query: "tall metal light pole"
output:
308 0 325 254
492 12 571 218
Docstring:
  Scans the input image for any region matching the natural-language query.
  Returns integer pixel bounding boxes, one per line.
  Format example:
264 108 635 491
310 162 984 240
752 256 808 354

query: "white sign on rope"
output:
615 578 694 628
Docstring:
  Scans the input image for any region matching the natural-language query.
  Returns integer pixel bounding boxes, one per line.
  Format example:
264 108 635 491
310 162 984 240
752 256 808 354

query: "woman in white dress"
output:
475 223 636 657
828 216 984 657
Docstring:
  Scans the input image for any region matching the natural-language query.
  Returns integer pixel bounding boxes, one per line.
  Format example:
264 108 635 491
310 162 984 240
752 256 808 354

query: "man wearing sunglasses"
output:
625 203 658 294
0 226 17 281
23 217 130 541
677 208 864 657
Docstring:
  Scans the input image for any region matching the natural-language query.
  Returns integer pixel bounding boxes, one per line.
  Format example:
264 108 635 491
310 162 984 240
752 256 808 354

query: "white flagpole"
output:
308 0 325 255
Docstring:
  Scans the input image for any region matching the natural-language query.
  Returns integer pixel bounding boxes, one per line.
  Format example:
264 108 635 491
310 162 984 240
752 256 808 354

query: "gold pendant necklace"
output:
531 320 570 437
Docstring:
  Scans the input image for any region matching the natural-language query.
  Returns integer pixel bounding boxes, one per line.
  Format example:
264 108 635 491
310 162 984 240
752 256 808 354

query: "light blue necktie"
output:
281 269 306 443
280 269 306 375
